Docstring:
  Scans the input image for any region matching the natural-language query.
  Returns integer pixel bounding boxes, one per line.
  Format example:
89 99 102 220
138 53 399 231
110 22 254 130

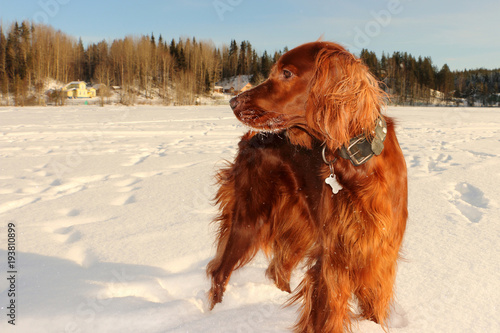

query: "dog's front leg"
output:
206 206 262 309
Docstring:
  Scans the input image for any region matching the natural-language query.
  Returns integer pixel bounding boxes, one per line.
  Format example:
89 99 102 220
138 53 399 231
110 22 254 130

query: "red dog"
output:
207 41 408 332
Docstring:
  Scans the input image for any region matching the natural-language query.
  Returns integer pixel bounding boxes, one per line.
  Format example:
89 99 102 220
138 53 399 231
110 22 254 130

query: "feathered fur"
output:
206 41 408 333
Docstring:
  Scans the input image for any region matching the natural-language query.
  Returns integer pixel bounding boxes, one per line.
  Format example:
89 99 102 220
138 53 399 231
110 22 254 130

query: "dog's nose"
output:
229 97 239 110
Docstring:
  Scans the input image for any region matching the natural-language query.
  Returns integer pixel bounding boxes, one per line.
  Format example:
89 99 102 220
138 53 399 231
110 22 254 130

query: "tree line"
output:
0 21 285 106
0 20 498 106
360 49 500 106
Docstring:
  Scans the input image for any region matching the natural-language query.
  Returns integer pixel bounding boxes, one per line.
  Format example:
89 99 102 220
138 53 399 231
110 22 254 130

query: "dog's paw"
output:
208 285 224 310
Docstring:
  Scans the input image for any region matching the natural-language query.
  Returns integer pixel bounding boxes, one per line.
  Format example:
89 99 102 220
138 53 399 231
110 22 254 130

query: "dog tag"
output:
325 174 342 194
371 136 384 155
371 117 387 156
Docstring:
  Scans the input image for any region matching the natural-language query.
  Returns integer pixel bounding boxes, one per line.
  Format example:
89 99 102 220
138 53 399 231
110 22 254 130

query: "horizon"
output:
1 0 499 71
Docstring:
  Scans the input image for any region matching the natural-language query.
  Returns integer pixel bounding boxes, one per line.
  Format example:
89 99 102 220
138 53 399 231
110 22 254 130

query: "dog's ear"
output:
306 47 387 151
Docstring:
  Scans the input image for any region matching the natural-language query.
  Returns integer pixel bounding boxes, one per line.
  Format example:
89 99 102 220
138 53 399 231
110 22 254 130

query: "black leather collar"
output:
338 117 387 166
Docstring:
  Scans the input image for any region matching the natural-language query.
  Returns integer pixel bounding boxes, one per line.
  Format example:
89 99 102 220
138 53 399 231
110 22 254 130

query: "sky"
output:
0 0 499 71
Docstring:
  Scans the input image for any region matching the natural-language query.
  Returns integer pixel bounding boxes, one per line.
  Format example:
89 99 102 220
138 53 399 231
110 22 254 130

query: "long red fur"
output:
206 41 408 333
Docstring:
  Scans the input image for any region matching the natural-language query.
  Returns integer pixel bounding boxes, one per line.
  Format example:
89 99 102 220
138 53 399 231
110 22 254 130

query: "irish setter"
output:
207 41 408 332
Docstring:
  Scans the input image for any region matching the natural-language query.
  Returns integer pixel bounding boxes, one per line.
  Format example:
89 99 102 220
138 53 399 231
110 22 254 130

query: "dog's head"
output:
230 42 386 150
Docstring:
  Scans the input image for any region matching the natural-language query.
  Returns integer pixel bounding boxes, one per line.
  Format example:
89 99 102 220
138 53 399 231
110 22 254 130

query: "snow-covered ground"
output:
0 105 498 333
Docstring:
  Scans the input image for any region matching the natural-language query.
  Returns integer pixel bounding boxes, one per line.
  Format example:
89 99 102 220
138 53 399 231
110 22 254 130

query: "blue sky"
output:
1 0 499 70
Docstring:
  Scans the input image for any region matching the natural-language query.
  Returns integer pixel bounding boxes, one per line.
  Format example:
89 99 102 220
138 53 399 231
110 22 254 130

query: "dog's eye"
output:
283 69 293 79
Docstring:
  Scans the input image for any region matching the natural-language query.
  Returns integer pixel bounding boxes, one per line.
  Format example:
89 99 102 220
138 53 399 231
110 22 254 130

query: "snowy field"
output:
0 105 499 333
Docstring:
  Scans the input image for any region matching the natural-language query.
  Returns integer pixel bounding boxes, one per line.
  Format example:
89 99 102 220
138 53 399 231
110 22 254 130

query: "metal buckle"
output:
345 137 373 166
338 117 387 166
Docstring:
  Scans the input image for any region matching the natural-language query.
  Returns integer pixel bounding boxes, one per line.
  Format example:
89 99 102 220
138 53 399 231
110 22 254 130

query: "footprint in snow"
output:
110 194 136 206
113 177 142 193
53 225 82 244
387 302 409 328
122 151 151 167
448 182 489 223
407 154 421 168
426 153 453 173
45 212 100 267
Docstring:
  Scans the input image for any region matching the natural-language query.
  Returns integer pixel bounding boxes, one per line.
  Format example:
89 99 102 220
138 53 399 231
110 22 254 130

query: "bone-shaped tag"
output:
325 174 342 194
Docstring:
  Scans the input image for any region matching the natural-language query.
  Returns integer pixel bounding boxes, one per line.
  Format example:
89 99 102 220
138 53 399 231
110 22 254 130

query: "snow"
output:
0 105 499 333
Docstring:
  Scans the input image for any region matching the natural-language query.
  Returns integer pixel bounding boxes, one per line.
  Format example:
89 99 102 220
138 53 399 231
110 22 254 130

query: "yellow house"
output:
88 87 96 98
62 81 96 98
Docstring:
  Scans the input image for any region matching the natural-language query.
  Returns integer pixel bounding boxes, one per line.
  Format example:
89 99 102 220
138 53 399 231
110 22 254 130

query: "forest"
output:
0 21 499 106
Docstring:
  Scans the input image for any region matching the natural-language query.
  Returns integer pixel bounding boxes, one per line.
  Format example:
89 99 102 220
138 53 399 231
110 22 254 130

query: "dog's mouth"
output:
230 95 304 132
235 109 291 132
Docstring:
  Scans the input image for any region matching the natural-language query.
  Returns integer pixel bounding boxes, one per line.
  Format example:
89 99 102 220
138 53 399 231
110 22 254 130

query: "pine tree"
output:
0 25 8 102
260 50 272 78
158 34 163 47
204 68 211 93
250 49 263 84
169 39 177 58
437 64 454 103
5 23 19 82
75 38 85 81
227 39 238 77
177 48 187 71
360 49 378 77
237 41 246 75
245 41 253 75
